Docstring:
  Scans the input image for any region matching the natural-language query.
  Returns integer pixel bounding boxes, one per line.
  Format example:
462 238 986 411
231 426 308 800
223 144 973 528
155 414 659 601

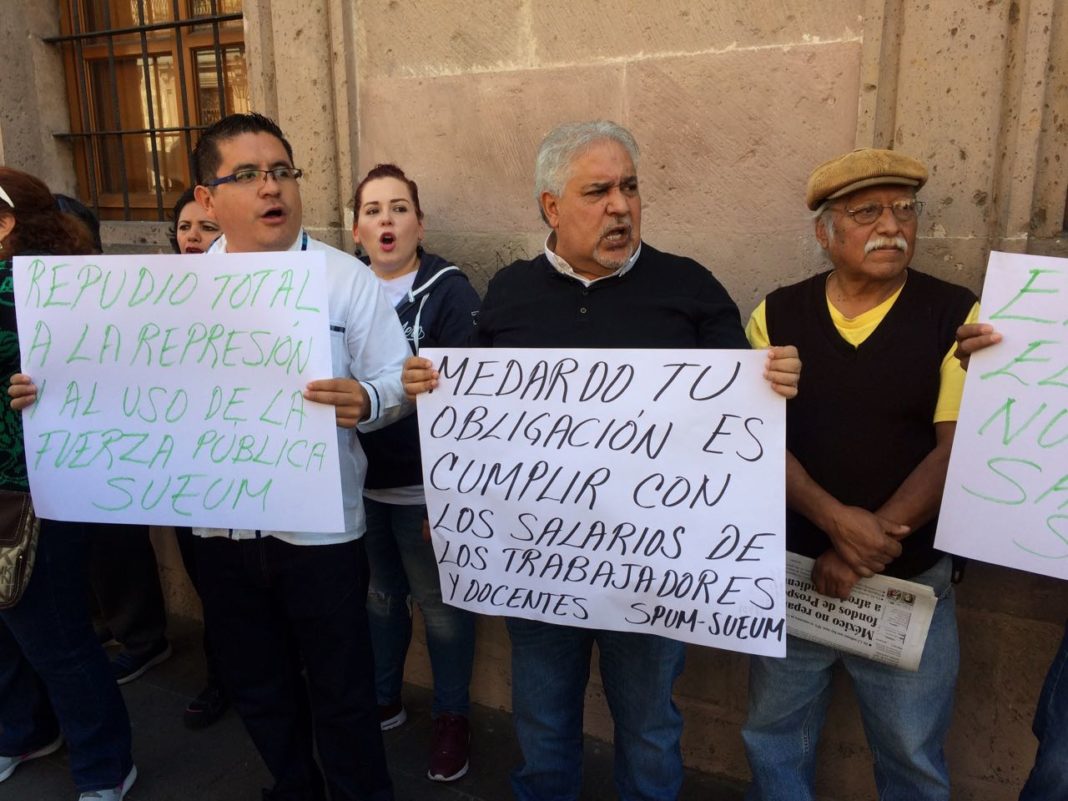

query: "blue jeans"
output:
507 618 686 801
363 498 474 717
0 520 133 792
743 555 958 801
195 535 393 801
1019 620 1068 801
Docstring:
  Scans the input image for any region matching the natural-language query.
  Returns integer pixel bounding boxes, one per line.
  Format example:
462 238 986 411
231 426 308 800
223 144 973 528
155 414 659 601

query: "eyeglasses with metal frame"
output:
839 199 925 225
207 166 304 187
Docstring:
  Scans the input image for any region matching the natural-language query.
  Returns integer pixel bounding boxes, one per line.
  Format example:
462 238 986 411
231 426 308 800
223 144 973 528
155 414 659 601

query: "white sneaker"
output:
77 764 137 800
0 735 63 782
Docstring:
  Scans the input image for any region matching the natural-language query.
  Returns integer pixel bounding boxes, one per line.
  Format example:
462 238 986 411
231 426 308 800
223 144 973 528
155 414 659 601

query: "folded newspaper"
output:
785 552 937 672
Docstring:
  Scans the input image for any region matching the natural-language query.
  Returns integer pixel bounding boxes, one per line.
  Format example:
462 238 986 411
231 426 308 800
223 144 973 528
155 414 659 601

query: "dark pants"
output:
0 520 133 792
175 526 222 684
1020 620 1068 801
506 618 686 801
195 535 393 801
89 523 167 658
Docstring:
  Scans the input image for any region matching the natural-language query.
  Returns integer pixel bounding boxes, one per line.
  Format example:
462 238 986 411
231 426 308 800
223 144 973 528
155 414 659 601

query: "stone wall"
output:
341 2 1068 798
2 1 1067 799
0 3 76 193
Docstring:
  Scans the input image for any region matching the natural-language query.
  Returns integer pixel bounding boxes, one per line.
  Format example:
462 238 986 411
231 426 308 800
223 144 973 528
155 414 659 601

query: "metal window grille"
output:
49 0 248 222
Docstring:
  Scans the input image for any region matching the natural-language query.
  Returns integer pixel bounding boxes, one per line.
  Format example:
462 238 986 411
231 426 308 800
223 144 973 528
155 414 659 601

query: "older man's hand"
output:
953 323 1001 371
813 549 862 600
8 373 38 411
826 505 908 577
303 378 369 428
403 355 438 399
763 345 801 399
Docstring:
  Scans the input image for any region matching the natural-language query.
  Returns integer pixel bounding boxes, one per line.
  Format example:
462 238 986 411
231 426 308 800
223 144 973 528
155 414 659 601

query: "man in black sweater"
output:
742 148 977 801
404 120 800 801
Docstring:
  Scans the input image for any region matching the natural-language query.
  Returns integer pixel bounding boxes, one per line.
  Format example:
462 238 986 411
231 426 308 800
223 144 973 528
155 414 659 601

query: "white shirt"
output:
543 233 642 287
378 270 418 308
193 230 413 545
362 270 424 506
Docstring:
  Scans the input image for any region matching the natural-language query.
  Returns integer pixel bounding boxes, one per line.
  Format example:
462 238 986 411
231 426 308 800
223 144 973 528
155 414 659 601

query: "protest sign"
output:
12 252 344 532
936 251 1068 579
417 347 786 656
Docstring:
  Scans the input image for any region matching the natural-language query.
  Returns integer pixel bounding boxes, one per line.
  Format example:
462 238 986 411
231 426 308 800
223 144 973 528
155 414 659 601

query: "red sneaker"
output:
426 713 470 782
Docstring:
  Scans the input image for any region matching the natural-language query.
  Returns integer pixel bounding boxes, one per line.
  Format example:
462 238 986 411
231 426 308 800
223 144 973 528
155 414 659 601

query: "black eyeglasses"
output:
838 199 925 225
207 166 304 188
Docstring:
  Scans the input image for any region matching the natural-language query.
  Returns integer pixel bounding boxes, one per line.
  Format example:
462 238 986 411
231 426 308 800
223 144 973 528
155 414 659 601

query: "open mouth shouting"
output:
261 205 287 224
379 231 397 252
601 221 632 249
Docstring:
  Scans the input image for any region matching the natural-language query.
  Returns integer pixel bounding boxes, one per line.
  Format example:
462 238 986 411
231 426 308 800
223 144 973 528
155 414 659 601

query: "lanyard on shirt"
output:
300 231 308 251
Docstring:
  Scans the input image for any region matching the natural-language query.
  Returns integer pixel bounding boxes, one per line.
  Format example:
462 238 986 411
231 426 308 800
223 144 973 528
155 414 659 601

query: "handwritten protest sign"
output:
936 251 1068 579
417 347 786 655
12 252 343 532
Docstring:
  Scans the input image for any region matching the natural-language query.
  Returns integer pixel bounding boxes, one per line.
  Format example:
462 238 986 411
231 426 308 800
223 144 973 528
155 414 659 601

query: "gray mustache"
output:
865 235 908 254
601 220 631 239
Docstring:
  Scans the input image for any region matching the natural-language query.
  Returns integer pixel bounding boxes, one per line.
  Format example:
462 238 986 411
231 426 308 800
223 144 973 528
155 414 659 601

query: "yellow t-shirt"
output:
745 287 979 423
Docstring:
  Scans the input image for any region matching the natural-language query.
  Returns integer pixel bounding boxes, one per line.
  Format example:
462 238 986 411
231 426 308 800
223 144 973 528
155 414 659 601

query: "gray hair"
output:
812 201 836 240
533 121 640 223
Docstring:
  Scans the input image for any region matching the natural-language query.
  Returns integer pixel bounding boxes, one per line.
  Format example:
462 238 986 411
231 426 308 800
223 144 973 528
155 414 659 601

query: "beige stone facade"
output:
2 1 1067 798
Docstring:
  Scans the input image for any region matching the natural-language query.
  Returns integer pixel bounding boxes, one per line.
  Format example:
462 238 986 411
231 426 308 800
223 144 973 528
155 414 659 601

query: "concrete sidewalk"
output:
0 618 746 800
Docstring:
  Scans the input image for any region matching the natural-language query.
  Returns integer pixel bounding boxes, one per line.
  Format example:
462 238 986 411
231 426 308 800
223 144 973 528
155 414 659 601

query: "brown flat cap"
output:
806 148 927 210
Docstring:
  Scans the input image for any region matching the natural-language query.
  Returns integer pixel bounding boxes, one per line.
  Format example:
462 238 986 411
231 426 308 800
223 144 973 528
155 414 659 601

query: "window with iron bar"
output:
50 0 249 222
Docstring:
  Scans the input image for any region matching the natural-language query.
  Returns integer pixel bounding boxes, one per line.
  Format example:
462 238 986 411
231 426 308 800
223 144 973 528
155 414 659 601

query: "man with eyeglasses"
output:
189 112 409 801
741 148 979 801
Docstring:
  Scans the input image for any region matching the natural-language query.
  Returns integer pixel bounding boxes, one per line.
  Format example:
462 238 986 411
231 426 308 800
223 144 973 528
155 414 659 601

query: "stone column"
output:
243 0 354 249
0 0 77 192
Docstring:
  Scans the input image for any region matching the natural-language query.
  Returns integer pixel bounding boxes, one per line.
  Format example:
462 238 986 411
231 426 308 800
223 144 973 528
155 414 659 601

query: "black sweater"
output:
476 243 748 349
766 269 976 578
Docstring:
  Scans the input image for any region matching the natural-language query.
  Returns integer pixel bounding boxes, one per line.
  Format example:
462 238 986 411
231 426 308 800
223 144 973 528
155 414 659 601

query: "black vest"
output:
766 269 976 578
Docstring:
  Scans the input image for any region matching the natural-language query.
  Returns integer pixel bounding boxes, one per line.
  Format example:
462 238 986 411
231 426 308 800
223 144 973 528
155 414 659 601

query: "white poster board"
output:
13 252 344 532
936 251 1068 578
417 347 787 656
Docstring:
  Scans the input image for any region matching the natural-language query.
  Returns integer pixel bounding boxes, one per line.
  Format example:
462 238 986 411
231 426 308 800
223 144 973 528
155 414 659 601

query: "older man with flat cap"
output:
741 148 979 801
